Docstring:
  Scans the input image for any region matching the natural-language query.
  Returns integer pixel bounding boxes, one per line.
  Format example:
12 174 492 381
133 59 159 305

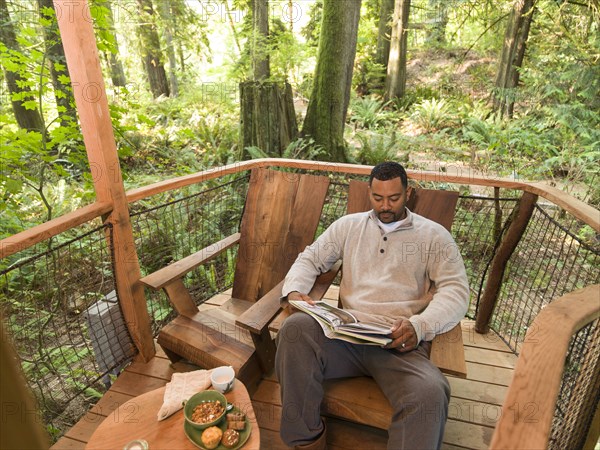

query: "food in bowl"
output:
200 426 223 449
183 390 228 430
191 400 226 424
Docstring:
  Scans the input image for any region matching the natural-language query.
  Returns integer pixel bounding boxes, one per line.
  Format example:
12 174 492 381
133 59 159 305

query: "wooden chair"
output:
140 168 330 390
236 179 467 429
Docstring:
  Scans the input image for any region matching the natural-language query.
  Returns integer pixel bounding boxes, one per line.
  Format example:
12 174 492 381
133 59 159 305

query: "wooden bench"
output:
140 168 331 391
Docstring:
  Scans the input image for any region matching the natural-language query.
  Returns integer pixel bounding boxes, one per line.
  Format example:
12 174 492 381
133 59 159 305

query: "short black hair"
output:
369 161 408 188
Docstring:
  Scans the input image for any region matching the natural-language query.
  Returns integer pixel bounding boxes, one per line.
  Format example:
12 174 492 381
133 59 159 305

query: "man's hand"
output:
286 291 315 314
386 318 418 352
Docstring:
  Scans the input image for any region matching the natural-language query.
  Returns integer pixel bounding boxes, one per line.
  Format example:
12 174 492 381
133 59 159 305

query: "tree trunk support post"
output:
475 191 538 334
55 0 155 361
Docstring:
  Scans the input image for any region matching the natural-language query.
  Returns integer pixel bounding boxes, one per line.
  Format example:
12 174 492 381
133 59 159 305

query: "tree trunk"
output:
425 0 449 46
376 0 394 69
239 0 297 157
38 0 78 126
302 0 362 162
493 0 536 118
240 81 298 157
157 0 179 97
0 0 44 132
384 0 411 101
98 0 126 87
253 0 270 80
136 0 170 98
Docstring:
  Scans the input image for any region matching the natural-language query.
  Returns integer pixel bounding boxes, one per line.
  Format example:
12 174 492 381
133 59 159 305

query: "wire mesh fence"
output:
0 223 135 441
549 318 600 450
130 174 250 335
486 204 600 352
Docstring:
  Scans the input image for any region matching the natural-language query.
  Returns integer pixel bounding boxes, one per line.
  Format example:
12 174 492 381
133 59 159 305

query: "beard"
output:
377 207 406 223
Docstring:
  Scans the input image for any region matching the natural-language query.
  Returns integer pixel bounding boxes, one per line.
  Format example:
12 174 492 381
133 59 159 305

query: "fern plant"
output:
245 137 327 161
410 98 452 132
352 131 409 166
349 96 397 129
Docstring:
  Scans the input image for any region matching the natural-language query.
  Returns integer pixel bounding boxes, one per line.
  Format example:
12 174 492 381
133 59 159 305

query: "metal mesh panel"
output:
453 195 519 317
488 204 600 352
549 319 600 450
0 224 135 439
130 174 249 334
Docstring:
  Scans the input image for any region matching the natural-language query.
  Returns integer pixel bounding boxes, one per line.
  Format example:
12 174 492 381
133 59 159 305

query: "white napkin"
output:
157 369 213 421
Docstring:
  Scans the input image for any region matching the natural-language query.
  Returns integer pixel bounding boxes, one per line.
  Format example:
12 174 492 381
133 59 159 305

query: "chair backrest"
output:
231 168 330 302
347 180 459 231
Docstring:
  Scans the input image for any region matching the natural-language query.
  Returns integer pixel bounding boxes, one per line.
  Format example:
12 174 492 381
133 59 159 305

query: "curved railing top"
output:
1 158 599 260
489 284 600 449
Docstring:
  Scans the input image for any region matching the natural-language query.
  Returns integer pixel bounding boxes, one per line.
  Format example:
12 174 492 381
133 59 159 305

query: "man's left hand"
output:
386 318 418 352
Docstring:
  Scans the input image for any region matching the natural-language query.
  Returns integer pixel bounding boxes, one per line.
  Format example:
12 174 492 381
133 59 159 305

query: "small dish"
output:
183 390 228 431
183 405 251 450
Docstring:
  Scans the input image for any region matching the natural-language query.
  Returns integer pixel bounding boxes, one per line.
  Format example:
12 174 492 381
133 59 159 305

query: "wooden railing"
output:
490 284 600 449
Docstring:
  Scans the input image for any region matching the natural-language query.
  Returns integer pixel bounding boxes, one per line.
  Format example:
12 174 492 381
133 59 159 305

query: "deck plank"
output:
88 390 134 417
464 346 517 369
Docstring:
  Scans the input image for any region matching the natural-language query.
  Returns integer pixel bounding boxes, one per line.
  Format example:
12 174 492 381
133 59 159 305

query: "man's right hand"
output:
286 291 315 314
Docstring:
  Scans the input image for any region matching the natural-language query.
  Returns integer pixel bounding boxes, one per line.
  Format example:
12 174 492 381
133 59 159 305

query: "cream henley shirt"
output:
282 208 470 343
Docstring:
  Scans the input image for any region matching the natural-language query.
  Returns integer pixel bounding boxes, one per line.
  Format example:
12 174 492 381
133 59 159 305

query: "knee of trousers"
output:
276 313 322 350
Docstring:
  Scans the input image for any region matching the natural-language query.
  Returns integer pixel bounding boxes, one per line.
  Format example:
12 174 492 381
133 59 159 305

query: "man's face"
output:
369 177 408 223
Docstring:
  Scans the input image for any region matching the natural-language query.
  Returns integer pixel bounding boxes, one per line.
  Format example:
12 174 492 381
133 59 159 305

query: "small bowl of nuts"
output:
183 390 228 431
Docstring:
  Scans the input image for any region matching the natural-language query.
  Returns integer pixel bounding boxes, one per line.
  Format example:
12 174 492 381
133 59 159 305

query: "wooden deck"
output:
51 287 517 450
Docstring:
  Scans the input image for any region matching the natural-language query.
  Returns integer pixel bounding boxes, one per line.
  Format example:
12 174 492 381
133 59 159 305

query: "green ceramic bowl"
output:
183 390 228 431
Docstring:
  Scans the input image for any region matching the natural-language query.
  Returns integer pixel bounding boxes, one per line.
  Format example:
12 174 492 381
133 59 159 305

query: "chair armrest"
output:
139 233 241 290
236 261 343 335
236 280 285 334
430 322 467 378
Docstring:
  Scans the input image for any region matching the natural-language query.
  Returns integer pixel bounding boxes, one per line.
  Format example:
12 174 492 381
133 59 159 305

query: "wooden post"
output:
475 191 538 333
54 0 155 361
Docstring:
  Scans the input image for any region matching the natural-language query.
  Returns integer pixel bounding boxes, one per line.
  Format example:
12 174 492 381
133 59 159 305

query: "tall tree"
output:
136 0 170 98
0 0 44 131
157 0 178 96
376 0 394 69
98 0 126 87
240 0 297 157
425 0 449 46
253 0 269 80
384 0 411 101
302 0 362 162
38 0 77 126
493 0 537 118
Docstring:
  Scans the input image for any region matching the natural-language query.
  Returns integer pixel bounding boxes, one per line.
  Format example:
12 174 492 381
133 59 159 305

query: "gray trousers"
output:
275 313 450 450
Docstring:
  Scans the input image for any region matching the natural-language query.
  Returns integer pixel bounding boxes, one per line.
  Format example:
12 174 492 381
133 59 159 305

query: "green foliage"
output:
245 137 327 160
349 96 398 129
351 131 409 166
409 98 452 132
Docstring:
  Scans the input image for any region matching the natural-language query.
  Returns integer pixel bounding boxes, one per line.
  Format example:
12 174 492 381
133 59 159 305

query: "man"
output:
275 161 469 450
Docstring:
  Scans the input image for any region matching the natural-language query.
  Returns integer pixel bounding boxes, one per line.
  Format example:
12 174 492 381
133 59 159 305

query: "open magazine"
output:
289 300 393 346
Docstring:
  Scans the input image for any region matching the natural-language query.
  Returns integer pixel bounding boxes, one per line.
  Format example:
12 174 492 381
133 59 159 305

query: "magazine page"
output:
288 301 392 346
288 301 358 327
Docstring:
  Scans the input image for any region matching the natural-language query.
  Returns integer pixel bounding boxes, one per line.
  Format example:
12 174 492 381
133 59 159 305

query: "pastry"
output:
227 412 245 422
200 426 223 450
227 420 246 431
221 429 240 448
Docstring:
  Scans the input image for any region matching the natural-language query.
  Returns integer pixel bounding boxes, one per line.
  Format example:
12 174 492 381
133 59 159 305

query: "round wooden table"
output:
86 379 260 449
